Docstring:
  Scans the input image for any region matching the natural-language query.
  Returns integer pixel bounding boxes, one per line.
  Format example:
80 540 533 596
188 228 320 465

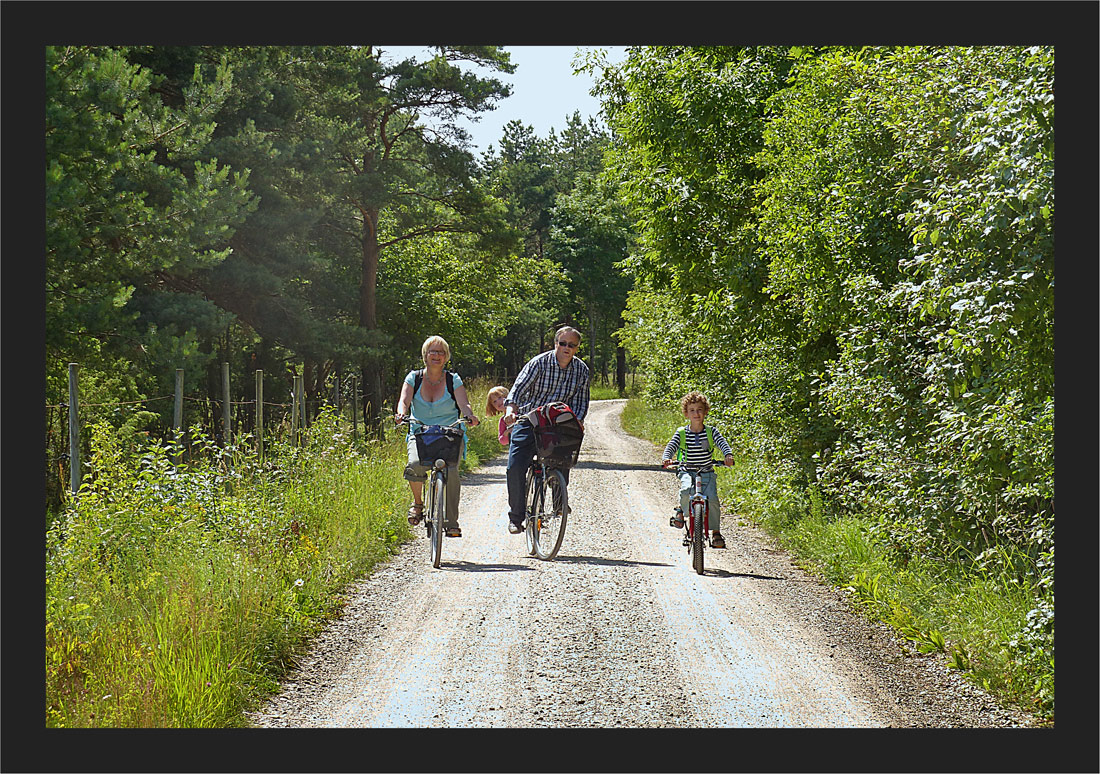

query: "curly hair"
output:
680 391 710 414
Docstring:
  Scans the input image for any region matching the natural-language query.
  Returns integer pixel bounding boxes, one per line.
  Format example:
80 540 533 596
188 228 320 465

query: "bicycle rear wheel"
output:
429 470 445 568
534 468 568 561
691 502 705 575
524 467 541 556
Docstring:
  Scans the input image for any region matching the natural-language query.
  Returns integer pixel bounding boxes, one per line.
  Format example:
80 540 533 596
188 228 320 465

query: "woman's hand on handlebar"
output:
661 459 675 469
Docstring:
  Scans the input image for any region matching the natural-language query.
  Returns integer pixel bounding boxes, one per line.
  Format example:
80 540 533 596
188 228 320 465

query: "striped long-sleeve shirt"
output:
506 350 591 422
662 424 734 472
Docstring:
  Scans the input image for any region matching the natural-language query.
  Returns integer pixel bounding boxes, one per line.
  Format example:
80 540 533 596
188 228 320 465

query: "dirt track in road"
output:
249 400 1034 729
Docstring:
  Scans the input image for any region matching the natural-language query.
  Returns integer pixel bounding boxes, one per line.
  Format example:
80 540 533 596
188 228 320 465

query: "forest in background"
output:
45 44 1054 723
46 44 633 512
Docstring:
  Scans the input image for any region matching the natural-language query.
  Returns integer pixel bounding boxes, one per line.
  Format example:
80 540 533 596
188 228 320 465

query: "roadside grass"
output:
588 376 643 402
45 383 503 728
619 396 1052 723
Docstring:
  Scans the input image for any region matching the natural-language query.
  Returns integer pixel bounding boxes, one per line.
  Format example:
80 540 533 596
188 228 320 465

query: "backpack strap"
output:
676 424 714 461
413 368 459 412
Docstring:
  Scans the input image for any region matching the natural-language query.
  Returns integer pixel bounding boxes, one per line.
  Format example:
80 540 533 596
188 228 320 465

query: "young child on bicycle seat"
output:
661 391 735 549
485 385 511 446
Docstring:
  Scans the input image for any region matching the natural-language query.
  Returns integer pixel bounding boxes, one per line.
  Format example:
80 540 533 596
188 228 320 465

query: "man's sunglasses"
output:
557 340 579 349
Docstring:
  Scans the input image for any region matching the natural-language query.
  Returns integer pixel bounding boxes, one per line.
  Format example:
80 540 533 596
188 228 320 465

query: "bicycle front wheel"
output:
524 466 541 556
429 470 445 568
533 468 568 561
691 502 705 575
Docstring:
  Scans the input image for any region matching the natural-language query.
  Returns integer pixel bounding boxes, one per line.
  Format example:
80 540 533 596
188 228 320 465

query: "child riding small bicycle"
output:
661 391 734 549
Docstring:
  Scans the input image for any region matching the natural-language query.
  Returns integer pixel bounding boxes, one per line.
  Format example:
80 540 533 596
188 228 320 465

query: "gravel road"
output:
248 399 1035 731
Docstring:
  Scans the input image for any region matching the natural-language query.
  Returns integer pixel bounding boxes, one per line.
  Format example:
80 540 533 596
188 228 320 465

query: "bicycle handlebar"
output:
395 415 473 428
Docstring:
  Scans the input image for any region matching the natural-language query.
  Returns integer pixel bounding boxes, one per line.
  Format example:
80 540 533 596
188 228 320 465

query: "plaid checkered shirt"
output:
505 350 591 422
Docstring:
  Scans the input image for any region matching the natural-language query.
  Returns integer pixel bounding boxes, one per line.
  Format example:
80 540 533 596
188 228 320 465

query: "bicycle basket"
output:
532 415 584 468
414 425 463 465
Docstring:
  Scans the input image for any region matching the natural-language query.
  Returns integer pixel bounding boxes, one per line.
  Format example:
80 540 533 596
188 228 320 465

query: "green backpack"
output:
676 424 716 462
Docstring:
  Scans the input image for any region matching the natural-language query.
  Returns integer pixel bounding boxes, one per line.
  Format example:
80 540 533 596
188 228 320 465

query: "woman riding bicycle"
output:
394 335 480 538
501 326 591 534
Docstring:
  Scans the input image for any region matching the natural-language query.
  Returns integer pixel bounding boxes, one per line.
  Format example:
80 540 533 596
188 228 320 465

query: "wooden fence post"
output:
292 373 302 447
255 369 264 458
351 375 358 442
68 363 80 495
173 368 184 467
222 362 231 447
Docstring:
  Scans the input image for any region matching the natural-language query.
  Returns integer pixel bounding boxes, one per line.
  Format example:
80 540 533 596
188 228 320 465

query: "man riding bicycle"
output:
501 326 591 534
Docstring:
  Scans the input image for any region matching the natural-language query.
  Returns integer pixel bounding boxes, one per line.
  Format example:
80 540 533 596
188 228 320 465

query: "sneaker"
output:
669 507 684 529
710 531 726 549
507 519 524 534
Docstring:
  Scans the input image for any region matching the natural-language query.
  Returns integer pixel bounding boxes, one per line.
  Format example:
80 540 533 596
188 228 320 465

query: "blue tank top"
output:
404 370 466 457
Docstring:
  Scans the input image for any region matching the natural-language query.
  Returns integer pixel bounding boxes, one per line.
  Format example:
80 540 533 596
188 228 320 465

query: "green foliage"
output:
602 45 1054 721
547 172 634 375
45 412 412 727
46 45 256 395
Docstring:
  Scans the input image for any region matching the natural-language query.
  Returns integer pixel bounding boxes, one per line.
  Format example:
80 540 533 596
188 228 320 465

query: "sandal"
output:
407 504 424 525
445 526 462 538
710 532 726 549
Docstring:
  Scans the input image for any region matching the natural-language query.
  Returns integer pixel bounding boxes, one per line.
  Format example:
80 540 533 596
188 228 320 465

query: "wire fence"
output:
46 362 368 515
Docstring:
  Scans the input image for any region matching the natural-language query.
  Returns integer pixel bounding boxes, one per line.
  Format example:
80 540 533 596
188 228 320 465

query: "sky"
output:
379 45 628 155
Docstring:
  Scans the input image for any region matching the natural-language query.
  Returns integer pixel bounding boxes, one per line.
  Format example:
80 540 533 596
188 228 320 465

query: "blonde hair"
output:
421 335 451 363
681 391 710 414
485 385 509 416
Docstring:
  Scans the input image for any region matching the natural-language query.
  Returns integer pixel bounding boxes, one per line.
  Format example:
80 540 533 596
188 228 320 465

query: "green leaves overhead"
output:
600 45 1054 581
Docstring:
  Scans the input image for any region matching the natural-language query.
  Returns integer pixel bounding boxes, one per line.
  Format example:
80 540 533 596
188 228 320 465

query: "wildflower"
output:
294 578 304 588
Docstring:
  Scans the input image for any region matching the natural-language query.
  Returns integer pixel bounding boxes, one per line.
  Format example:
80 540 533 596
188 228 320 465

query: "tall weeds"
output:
46 383 501 728
45 410 411 727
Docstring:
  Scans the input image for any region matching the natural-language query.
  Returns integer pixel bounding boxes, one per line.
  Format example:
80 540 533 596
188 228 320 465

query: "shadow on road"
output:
572 460 663 473
442 560 535 573
549 554 672 569
702 568 785 581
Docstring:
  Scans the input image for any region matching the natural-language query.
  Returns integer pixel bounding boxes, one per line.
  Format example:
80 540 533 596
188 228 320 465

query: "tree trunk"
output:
360 206 384 435
616 345 626 396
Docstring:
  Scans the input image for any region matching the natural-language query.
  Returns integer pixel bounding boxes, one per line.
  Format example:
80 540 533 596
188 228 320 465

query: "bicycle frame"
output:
666 464 710 575
396 415 469 568
524 447 569 561
686 469 710 538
